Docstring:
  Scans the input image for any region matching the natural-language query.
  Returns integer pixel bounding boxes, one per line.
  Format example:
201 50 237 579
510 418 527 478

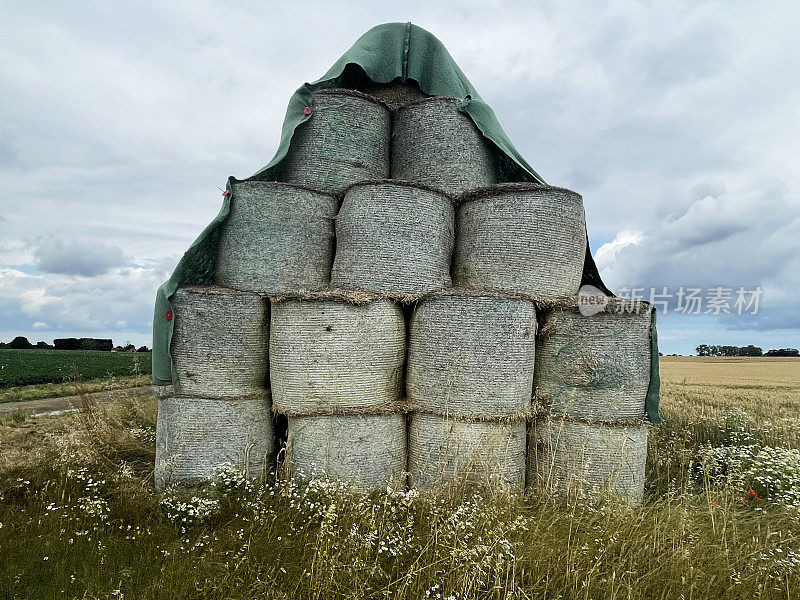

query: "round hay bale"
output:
408 413 526 492
530 417 648 503
407 293 537 418
535 302 652 420
171 286 268 398
279 89 391 193
453 183 587 297
286 414 406 492
215 181 338 294
270 299 405 414
355 80 429 109
330 181 454 297
392 97 498 195
155 395 274 491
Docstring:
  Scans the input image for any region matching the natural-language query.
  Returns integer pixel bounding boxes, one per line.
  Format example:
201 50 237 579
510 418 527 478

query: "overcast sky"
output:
1 1 798 354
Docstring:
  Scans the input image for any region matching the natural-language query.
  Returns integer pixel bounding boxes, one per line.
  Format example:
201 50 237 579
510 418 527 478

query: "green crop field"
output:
0 349 151 389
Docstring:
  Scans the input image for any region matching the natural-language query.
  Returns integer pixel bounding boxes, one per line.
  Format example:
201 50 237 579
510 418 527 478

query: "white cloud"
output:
595 231 644 271
0 264 167 335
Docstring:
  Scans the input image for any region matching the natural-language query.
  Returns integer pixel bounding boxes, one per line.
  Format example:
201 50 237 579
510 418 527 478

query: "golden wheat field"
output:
661 355 800 387
658 357 800 449
0 357 798 599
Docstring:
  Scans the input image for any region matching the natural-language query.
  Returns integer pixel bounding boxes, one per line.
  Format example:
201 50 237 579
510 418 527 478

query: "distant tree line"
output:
765 348 800 357
696 344 799 357
0 336 149 353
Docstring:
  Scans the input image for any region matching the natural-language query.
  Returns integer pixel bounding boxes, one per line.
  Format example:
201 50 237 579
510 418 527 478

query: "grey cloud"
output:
636 20 736 84
596 182 800 337
671 221 749 248
33 238 127 277
0 137 15 167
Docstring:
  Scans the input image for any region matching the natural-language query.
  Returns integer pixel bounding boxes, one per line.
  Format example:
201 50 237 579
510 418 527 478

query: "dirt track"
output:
0 386 153 416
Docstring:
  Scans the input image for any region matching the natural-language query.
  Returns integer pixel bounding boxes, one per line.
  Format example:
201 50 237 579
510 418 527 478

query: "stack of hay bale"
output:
154 286 273 491
154 84 655 502
531 299 652 502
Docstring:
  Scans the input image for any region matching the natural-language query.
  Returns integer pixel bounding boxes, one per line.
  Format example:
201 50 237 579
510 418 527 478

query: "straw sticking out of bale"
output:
270 299 405 415
407 294 537 418
536 303 652 420
355 80 429 109
215 182 338 295
392 97 498 195
408 413 526 492
152 385 174 400
279 89 391 193
330 181 454 297
155 395 274 491
286 414 406 492
454 183 587 297
530 417 648 503
171 286 268 398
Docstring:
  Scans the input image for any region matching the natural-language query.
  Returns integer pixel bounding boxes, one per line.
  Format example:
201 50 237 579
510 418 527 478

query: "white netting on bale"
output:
155 395 274 491
530 417 648 503
535 300 652 420
330 181 454 298
408 413 526 492
171 286 268 398
286 414 406 492
453 183 587 297
392 97 498 195
279 89 391 193
270 299 406 415
215 182 338 294
407 292 536 418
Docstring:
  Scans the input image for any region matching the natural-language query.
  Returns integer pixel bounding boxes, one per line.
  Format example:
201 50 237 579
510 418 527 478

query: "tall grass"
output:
0 358 799 599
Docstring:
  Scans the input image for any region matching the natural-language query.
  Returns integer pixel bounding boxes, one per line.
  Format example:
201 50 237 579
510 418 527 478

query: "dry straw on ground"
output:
530 416 649 503
535 302 652 420
279 89 391 193
269 299 405 415
407 293 537 418
392 97 498 195
170 286 268 398
454 183 587 297
214 182 338 294
408 413 527 492
286 413 406 492
330 181 454 297
154 394 274 491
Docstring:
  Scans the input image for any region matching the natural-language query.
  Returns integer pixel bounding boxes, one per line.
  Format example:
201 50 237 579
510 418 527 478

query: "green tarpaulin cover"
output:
152 22 661 423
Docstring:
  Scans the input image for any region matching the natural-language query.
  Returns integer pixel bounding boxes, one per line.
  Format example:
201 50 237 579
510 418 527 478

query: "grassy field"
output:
0 375 153 404
0 357 798 599
0 349 151 402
